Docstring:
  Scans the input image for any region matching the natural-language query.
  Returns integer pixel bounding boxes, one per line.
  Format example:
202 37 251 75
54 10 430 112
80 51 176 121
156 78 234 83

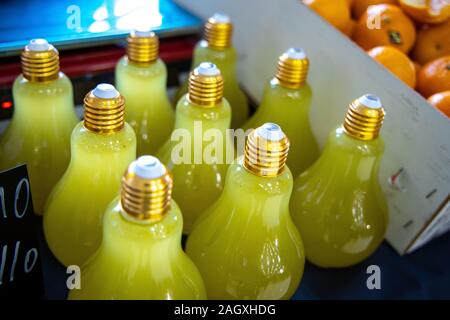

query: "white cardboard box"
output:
176 0 450 254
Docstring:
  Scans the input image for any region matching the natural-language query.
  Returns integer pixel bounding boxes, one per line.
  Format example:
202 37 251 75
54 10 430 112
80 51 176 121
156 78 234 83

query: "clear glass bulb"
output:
69 156 205 300
115 56 174 156
186 124 305 299
174 41 248 129
0 73 78 215
243 79 319 177
44 85 136 267
290 95 388 268
68 198 206 299
157 94 232 234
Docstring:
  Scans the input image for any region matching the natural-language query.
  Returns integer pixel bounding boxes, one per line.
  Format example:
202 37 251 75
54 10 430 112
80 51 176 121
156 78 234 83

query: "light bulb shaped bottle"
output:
243 48 319 177
0 39 78 215
44 84 136 267
115 30 174 156
158 62 233 235
186 123 305 300
290 94 388 268
174 13 248 128
69 156 206 300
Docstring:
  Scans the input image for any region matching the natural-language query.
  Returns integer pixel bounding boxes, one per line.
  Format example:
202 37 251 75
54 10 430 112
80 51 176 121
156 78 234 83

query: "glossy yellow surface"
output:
115 57 174 156
174 41 248 128
186 157 305 299
290 126 388 268
243 80 319 177
157 95 233 234
0 73 78 215
43 122 136 266
68 197 206 300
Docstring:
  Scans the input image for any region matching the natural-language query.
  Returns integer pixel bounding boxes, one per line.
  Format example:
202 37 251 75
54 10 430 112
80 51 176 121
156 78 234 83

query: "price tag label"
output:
0 165 44 298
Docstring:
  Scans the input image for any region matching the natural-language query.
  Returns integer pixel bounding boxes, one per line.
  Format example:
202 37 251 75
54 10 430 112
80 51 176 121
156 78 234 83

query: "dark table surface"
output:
37 218 450 300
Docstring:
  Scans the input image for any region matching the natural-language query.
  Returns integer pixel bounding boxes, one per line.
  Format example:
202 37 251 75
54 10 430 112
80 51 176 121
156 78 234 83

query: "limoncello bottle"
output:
44 84 136 267
290 94 388 268
174 13 248 128
115 30 174 156
243 48 319 177
68 156 206 300
186 123 305 300
0 39 78 215
157 62 233 234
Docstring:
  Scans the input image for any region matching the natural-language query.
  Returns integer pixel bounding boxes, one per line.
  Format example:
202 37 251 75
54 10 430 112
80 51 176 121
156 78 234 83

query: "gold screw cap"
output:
83 83 125 134
275 48 309 89
121 156 173 223
343 94 386 141
204 13 233 49
21 39 59 82
187 62 224 107
127 29 159 64
244 123 290 177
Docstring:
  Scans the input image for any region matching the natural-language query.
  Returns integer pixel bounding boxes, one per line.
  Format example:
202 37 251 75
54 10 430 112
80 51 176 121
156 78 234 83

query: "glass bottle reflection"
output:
115 30 174 156
157 62 233 234
0 39 78 215
69 156 206 300
186 123 305 299
174 13 248 128
290 94 388 267
243 48 319 177
44 84 136 267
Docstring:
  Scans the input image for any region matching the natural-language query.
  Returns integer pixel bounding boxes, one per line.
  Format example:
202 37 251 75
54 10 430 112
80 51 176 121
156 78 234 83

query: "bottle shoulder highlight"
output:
13 72 73 96
194 40 237 60
246 81 313 128
226 158 293 196
103 197 184 242
175 95 232 121
71 121 137 151
265 79 312 100
116 56 167 79
327 126 385 156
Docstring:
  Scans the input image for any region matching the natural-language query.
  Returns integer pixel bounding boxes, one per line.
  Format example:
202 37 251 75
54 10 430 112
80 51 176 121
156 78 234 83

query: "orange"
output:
344 18 358 36
417 55 450 97
353 4 417 53
303 0 351 32
352 0 399 19
367 45 417 87
399 0 450 24
428 91 450 117
413 60 422 80
411 20 450 65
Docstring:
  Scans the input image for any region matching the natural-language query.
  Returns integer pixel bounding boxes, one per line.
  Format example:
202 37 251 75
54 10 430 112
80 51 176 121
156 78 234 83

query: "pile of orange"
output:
303 0 450 118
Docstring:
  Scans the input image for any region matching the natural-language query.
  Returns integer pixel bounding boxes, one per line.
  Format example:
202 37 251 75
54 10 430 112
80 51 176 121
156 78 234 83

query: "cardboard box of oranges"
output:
177 0 449 255
304 0 450 117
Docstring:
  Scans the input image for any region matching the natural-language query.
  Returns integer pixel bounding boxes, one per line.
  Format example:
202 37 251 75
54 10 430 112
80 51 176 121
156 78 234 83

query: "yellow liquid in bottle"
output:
175 41 248 128
68 197 206 300
0 73 78 215
157 95 233 234
243 80 319 177
186 157 305 299
43 122 136 266
115 57 174 156
290 126 388 268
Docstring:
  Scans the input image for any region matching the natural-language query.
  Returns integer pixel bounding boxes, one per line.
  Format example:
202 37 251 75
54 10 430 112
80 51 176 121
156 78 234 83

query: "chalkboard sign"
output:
0 165 44 298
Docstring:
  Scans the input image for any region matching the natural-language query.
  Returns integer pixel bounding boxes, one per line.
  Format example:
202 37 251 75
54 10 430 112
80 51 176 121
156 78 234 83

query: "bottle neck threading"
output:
120 166 173 223
343 98 386 141
204 17 233 49
21 46 60 82
243 129 290 178
83 92 125 135
126 31 159 65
